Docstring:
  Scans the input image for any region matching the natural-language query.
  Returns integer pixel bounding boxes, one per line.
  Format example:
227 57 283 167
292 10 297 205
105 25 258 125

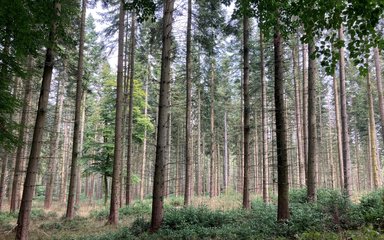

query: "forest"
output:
1 0 384 239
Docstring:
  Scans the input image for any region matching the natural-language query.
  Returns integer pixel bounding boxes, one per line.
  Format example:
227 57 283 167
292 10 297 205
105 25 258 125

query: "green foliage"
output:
358 189 384 228
129 217 150 236
119 201 152 216
89 208 109 220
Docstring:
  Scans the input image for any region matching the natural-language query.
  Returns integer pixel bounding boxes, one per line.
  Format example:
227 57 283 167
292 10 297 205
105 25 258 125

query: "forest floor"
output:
1 189 384 240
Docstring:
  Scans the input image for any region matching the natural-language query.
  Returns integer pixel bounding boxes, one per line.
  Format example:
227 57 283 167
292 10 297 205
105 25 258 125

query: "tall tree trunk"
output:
374 47 384 147
367 71 381 189
150 0 174 232
126 12 136 206
66 0 86 220
292 39 305 188
209 59 217 198
0 153 8 211
184 0 192 206
260 31 269 203
274 26 290 221
307 43 317 202
333 71 344 189
197 90 202 196
242 15 250 209
16 2 60 239
338 26 352 197
44 65 65 210
223 111 228 192
302 43 308 182
60 120 69 203
76 91 86 206
108 0 125 224
140 65 149 201
10 57 33 212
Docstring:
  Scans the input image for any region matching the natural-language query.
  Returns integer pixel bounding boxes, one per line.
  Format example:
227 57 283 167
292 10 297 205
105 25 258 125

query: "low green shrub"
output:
89 208 109 220
358 189 384 228
119 201 152 216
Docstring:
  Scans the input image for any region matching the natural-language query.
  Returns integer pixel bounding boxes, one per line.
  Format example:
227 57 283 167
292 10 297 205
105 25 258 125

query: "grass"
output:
0 189 384 239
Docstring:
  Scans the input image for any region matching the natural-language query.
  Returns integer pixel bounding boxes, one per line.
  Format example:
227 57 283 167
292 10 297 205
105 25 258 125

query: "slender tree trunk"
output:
0 153 8 211
260 31 269 203
197 90 202 196
333 71 344 189
292 39 305 188
16 3 60 239
108 0 125 224
307 43 317 202
209 59 217 198
126 12 136 206
150 0 174 232
66 0 86 220
184 0 192 206
374 47 384 147
302 43 308 182
242 15 250 209
274 26 290 221
338 26 352 197
76 92 86 206
223 112 228 192
10 57 33 212
367 71 381 189
60 121 69 203
140 66 149 201
44 66 65 210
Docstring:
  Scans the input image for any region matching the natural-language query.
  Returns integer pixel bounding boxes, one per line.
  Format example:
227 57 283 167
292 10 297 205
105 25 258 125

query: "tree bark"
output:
140 63 149 201
197 90 202 196
302 44 308 183
108 0 125 225
126 12 136 206
223 111 228 192
373 47 384 147
16 2 60 239
338 26 352 197
332 71 344 189
260 31 269 203
274 26 290 221
44 64 65 210
292 39 305 188
184 0 192 206
242 15 250 209
10 57 33 212
66 0 86 220
307 43 317 202
209 59 217 198
367 71 381 189
150 0 174 232
0 153 8 211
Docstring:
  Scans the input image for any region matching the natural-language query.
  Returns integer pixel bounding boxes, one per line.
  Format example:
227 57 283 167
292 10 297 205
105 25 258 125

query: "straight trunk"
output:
367 71 381 189
302 44 309 182
10 57 33 212
292 39 305 188
274 26 290 221
0 153 8 211
307 43 317 202
44 65 65 210
209 60 217 198
184 0 192 206
197 90 202 196
150 0 174 232
16 2 60 239
223 112 228 191
108 0 125 224
66 0 86 220
242 15 250 209
126 12 136 206
374 47 384 147
260 31 269 203
140 66 149 201
338 26 352 197
332 71 344 189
